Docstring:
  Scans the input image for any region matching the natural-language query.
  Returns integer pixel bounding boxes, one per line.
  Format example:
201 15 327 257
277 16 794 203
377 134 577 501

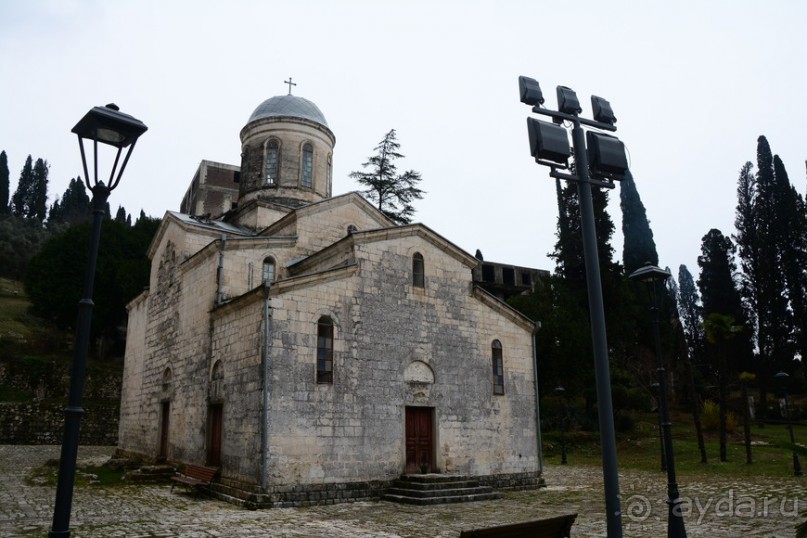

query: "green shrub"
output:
701 400 736 432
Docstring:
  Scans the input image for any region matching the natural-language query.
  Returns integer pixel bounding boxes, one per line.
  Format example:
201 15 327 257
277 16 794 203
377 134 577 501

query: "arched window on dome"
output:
265 139 280 185
301 143 313 188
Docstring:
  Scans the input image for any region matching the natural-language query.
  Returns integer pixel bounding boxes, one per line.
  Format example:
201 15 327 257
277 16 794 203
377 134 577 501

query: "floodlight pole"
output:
570 119 623 538
522 78 625 536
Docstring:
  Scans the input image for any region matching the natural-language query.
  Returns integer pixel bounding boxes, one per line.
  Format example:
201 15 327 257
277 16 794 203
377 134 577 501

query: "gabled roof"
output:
287 222 478 276
147 211 253 259
258 191 394 237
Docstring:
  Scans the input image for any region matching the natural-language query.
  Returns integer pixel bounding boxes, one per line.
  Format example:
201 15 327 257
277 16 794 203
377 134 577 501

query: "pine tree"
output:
0 150 9 213
11 155 34 218
619 169 658 273
349 129 424 225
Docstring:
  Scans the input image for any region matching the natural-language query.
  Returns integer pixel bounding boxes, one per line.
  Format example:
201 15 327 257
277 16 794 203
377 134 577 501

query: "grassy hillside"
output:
0 277 35 346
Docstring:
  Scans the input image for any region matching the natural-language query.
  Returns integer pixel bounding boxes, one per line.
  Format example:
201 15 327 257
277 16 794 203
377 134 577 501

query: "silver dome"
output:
247 95 329 127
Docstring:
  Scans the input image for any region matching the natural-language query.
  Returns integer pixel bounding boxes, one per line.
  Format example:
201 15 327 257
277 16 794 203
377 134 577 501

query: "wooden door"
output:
207 404 223 466
405 407 434 473
158 401 170 460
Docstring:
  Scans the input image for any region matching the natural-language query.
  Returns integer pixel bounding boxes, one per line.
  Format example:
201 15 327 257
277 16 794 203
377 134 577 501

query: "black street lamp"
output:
50 104 147 538
629 262 687 537
553 386 568 465
774 371 804 477
650 382 667 472
520 76 627 538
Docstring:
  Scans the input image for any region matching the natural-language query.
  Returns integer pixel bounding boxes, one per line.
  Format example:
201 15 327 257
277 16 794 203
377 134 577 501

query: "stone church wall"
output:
118 213 540 497
251 233 538 489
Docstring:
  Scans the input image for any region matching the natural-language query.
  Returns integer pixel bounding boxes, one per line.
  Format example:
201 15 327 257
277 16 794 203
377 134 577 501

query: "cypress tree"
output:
0 150 9 212
697 229 754 376
774 156 807 361
49 178 91 226
677 264 704 364
30 158 49 221
676 264 708 463
11 155 34 218
619 169 658 273
114 205 128 223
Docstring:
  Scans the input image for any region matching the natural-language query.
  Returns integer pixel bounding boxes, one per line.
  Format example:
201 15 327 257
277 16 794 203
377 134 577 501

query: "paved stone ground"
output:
1 445 803 537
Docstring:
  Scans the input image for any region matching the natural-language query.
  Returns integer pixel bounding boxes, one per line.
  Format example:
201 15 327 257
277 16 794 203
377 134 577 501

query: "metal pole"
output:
783 393 804 477
559 395 568 465
649 280 687 537
50 185 110 537
650 383 667 472
570 121 623 537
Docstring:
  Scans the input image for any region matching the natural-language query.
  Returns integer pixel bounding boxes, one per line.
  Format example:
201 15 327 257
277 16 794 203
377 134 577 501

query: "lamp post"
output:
553 386 568 465
629 262 687 537
650 382 667 472
520 76 627 538
50 104 147 538
774 371 804 477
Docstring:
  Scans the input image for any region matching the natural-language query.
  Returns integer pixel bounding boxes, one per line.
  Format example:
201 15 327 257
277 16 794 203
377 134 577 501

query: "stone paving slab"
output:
0 445 803 537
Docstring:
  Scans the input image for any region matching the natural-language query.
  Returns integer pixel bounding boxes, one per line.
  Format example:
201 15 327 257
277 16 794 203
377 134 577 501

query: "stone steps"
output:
123 464 175 483
382 474 503 505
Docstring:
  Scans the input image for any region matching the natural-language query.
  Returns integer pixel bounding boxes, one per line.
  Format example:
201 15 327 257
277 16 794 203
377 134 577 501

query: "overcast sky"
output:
2 1 805 278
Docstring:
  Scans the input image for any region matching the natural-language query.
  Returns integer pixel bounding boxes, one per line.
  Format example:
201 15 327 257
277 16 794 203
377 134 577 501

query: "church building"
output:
117 89 544 507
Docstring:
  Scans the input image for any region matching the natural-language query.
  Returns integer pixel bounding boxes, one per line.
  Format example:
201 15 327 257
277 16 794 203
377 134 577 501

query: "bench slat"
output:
459 513 577 538
170 465 219 492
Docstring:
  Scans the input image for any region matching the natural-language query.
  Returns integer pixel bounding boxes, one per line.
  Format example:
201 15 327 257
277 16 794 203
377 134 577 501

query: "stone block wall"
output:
0 359 121 445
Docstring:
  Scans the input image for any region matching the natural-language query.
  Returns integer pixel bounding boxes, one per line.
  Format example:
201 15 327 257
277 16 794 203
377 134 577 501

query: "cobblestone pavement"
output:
1 445 803 537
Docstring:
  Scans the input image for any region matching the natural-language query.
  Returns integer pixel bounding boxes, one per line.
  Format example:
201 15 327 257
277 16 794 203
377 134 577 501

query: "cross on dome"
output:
284 77 297 95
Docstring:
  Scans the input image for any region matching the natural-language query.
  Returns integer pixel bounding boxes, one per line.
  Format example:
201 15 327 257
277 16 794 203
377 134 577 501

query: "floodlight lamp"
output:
556 86 582 115
586 131 628 180
591 95 616 125
527 117 571 166
518 76 544 106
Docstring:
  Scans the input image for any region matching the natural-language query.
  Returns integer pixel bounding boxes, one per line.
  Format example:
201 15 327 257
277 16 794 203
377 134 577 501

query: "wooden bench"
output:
170 464 219 492
459 513 577 538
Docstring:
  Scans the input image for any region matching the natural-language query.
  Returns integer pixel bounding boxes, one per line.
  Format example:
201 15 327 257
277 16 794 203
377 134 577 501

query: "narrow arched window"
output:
302 143 313 188
317 316 334 384
162 367 172 391
211 360 223 381
327 154 332 194
412 253 425 288
263 257 276 284
265 139 279 185
492 340 504 395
